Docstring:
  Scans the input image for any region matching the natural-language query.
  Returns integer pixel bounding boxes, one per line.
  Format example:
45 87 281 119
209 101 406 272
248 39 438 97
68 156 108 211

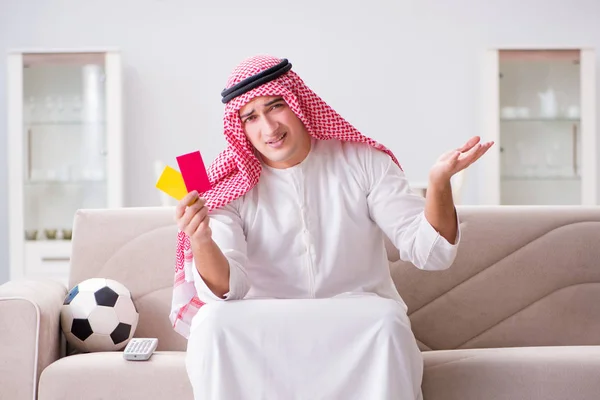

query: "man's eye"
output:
271 103 283 110
245 116 256 123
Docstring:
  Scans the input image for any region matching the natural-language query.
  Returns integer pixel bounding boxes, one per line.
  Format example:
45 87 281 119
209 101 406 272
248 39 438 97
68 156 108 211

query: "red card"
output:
176 151 212 193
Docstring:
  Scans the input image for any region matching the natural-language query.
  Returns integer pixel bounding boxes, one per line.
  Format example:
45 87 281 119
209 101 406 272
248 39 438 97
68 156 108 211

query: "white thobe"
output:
185 138 460 400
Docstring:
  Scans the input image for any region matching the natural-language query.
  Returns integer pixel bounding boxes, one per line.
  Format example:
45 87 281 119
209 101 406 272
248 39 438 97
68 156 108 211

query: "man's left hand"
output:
429 136 494 186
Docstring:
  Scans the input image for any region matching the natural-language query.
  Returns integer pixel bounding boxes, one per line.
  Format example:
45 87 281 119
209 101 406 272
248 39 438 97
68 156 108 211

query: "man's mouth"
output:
266 132 287 145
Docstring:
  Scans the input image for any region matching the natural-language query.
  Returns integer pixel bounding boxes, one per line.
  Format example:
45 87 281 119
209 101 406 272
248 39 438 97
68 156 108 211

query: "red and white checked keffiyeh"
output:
170 55 401 338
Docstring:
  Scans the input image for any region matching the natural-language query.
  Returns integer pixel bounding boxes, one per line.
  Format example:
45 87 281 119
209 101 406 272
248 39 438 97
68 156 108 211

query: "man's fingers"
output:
455 141 493 171
175 191 198 219
175 192 207 220
196 215 212 237
457 136 481 153
184 191 201 206
187 196 204 207
461 143 482 162
472 141 493 163
177 195 209 233
449 151 461 166
177 197 202 230
199 216 210 228
184 199 204 220
184 190 199 203
468 141 493 162
188 208 210 239
187 211 204 235
175 202 186 220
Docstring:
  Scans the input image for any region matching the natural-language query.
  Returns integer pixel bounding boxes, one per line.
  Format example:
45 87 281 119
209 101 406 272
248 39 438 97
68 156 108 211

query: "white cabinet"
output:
24 241 72 288
481 48 597 205
7 50 124 286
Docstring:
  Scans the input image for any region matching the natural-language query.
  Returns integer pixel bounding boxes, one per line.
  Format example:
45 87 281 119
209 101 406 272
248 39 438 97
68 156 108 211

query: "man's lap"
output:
185 294 423 399
189 294 413 338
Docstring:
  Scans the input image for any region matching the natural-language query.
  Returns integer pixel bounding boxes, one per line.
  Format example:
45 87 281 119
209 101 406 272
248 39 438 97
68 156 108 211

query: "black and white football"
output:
60 278 139 352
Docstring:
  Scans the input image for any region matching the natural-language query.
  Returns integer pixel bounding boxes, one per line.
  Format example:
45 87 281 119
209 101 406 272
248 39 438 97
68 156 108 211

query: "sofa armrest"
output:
0 279 67 400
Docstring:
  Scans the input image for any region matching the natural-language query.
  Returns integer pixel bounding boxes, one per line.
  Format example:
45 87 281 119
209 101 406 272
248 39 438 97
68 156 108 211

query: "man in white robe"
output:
170 55 492 400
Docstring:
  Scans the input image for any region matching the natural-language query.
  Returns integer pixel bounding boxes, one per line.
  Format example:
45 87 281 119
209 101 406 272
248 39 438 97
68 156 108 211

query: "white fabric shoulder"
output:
328 139 395 194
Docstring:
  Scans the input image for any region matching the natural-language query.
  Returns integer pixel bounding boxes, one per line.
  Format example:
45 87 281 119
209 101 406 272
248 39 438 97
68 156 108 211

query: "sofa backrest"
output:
69 207 186 351
69 206 600 351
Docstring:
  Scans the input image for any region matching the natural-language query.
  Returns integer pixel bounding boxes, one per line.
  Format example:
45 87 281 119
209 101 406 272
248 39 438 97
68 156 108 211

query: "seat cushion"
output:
38 346 600 400
422 346 600 400
38 351 193 400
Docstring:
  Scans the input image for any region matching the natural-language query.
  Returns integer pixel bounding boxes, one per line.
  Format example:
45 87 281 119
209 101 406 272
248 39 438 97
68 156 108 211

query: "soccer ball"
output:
61 278 139 353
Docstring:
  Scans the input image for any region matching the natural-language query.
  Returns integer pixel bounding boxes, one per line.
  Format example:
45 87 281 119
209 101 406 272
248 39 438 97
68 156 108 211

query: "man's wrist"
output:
191 235 214 252
427 175 452 194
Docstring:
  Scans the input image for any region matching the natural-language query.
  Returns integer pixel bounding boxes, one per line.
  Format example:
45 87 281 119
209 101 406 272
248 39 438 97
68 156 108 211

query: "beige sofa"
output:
2 206 600 400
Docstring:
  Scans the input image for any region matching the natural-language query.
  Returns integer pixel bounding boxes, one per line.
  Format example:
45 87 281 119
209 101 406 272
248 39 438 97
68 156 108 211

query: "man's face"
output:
239 96 311 169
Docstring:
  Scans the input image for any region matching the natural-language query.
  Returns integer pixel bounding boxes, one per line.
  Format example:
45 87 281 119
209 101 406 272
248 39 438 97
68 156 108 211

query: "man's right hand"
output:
175 191 212 246
175 191 231 298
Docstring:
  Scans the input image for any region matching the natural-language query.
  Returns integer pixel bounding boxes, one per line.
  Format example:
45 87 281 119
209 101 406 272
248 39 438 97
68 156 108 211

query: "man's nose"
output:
261 115 279 135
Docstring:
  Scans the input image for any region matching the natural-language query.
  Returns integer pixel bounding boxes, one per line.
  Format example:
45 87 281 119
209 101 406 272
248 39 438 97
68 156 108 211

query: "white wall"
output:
2 0 600 283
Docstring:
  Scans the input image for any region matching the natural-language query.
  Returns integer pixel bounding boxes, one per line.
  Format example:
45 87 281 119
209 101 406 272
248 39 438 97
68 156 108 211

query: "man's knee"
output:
189 302 234 339
372 299 412 336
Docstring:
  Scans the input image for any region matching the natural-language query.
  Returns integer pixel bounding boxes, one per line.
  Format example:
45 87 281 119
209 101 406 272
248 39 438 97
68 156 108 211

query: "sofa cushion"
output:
38 346 600 400
422 346 600 400
38 351 193 400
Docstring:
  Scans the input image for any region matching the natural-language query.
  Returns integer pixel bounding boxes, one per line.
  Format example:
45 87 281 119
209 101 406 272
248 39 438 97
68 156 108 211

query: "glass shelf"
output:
25 179 106 185
500 118 580 122
25 121 105 126
25 239 72 243
501 176 580 181
27 168 106 182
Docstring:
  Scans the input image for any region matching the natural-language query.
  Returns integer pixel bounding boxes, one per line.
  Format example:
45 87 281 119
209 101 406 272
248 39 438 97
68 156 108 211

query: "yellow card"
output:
155 166 188 200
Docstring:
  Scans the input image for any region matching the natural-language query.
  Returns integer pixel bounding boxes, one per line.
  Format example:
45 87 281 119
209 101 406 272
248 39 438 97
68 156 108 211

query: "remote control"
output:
123 338 158 361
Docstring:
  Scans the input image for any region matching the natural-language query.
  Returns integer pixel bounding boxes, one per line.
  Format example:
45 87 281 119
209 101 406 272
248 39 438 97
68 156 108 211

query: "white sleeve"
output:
192 199 251 302
365 148 461 271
